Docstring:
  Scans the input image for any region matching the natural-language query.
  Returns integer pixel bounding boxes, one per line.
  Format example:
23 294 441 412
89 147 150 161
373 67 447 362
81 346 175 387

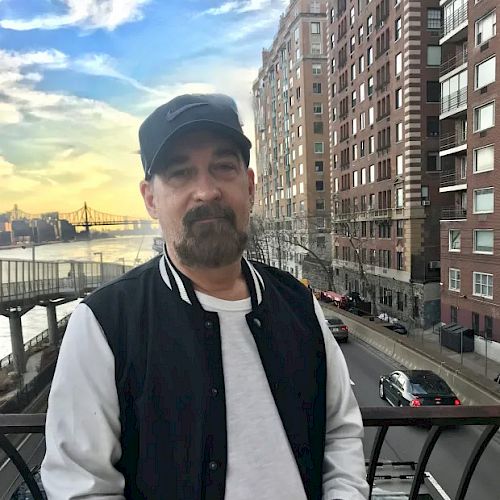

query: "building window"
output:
369 136 375 154
314 142 324 154
427 152 441 171
312 63 322 75
395 88 403 108
473 272 493 299
474 102 495 132
368 76 374 96
397 291 404 311
395 123 403 142
361 167 366 184
473 145 494 173
368 106 374 125
313 103 323 114
427 46 441 66
367 14 373 34
485 316 493 339
396 188 404 208
316 199 325 210
427 116 439 137
352 90 357 107
313 82 322 94
427 8 441 29
395 52 402 75
313 121 324 134
449 229 461 251
475 11 496 46
397 252 404 270
475 56 496 90
350 34 356 53
395 17 402 40
360 83 366 103
353 170 358 187
450 305 458 324
473 187 494 213
350 6 355 26
367 46 373 65
396 220 404 238
316 180 324 191
311 42 322 55
472 312 480 334
359 55 365 73
449 268 461 292
426 81 440 102
297 125 303 137
311 21 320 34
315 160 324 172
474 230 494 254
369 164 375 182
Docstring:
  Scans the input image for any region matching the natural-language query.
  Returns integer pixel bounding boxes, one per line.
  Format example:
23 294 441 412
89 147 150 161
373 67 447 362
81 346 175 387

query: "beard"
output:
174 203 248 268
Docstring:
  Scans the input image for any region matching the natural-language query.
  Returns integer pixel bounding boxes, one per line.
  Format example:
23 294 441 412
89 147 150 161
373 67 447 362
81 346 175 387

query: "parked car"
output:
383 322 408 335
325 316 349 343
379 370 461 407
320 291 349 308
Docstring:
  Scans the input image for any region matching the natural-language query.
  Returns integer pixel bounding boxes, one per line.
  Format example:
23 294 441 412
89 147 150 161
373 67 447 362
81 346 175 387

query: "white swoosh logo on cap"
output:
166 103 208 121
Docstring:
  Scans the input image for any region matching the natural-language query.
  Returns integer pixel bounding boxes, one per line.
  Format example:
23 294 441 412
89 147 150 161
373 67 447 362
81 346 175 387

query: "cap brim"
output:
148 120 252 177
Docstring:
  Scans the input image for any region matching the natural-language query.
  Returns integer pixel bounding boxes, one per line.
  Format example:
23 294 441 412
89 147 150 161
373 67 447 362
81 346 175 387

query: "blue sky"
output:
0 0 288 216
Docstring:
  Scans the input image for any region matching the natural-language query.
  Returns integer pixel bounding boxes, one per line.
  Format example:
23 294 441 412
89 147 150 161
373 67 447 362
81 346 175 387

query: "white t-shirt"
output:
196 291 307 500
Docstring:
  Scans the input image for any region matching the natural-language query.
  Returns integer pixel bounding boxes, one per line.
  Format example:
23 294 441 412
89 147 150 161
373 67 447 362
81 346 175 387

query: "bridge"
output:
4 203 152 234
0 257 131 375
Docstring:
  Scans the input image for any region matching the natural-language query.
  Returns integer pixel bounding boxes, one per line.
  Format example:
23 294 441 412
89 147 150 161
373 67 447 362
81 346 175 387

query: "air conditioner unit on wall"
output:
422 200 431 206
428 261 441 270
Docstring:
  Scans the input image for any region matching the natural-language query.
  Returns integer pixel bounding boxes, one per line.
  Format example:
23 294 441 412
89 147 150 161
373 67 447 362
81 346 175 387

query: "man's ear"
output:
140 179 158 219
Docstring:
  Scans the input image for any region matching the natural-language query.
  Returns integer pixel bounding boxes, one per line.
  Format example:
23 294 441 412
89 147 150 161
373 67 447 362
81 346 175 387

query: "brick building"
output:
439 0 499 348
327 0 444 328
252 0 332 279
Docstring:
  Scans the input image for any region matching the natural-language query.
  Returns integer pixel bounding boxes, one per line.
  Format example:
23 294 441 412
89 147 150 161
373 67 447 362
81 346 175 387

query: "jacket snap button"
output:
211 388 219 397
209 461 218 471
205 320 213 329
253 318 262 328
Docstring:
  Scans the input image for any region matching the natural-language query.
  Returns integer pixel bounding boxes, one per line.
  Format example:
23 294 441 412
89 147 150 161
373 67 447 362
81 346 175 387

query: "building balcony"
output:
333 207 406 222
439 171 467 193
440 50 468 78
440 88 467 118
439 130 467 156
441 206 467 220
2 407 499 499
440 4 468 44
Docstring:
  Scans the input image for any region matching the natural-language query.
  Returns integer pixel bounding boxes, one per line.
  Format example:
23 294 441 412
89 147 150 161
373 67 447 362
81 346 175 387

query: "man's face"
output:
140 130 255 269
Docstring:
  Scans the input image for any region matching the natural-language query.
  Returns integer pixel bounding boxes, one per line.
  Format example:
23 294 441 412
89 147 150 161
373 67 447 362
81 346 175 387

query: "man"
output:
41 93 368 499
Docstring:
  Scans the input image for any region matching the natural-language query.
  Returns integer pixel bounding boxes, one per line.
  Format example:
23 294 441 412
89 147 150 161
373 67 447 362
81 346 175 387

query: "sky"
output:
0 0 289 218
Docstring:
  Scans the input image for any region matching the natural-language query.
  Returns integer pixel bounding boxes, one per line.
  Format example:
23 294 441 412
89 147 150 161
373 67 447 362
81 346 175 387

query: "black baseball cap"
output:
139 93 252 179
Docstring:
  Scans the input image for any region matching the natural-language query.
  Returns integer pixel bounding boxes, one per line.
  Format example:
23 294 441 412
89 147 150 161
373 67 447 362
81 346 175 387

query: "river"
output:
0 235 158 359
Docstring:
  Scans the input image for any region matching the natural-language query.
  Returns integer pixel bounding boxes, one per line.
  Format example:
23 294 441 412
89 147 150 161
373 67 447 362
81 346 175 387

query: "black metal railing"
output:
440 170 467 188
441 206 467 219
442 5 468 38
441 87 467 115
440 130 467 150
1 407 499 499
440 49 468 77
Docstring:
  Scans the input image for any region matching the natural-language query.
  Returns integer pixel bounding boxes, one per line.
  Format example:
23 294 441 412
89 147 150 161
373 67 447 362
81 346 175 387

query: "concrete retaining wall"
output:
327 307 500 406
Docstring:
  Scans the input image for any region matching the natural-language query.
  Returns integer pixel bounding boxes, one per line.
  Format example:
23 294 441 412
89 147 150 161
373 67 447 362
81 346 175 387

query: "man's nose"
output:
193 172 222 202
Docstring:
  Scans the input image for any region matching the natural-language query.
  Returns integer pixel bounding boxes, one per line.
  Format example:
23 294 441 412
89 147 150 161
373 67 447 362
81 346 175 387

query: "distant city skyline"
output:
0 0 289 215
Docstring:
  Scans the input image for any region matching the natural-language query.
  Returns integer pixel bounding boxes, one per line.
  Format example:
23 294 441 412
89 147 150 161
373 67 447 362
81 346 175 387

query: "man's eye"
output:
169 169 189 179
216 163 237 171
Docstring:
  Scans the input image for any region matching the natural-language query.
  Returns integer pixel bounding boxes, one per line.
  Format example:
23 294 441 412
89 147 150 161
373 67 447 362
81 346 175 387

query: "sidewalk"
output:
410 325 500 386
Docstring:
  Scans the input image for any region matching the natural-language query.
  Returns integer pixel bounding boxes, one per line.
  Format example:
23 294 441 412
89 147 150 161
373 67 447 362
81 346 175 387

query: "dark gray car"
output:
325 317 349 343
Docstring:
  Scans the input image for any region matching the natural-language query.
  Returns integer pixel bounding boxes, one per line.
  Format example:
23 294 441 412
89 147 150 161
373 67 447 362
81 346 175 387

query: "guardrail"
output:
440 171 467 189
440 130 467 150
0 406 499 500
333 207 405 222
441 207 467 220
441 88 467 115
442 5 468 38
0 259 130 309
440 50 468 77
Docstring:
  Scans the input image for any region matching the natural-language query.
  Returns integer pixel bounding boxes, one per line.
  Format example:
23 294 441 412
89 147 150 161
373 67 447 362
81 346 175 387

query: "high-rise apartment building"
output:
439 0 499 345
327 0 443 327
253 0 332 279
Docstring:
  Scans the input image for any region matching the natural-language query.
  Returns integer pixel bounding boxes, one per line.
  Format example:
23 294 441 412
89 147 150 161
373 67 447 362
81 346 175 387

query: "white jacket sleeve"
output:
41 303 125 499
314 298 369 500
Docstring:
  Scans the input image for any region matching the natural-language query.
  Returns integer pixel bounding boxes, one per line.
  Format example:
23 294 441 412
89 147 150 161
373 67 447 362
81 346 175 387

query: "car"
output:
383 322 408 335
379 370 461 407
325 316 349 343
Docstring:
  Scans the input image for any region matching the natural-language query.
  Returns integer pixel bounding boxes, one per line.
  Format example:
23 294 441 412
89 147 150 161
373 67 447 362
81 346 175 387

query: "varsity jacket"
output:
41 254 368 500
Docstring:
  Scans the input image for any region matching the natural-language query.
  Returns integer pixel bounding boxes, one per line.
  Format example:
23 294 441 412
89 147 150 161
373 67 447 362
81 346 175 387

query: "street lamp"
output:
93 252 104 283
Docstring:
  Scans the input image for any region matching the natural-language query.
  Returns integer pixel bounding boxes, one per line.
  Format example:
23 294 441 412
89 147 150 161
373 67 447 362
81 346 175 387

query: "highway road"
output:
341 335 500 500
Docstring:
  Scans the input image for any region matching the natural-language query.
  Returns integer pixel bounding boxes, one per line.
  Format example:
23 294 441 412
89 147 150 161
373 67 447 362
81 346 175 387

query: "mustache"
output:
182 203 236 228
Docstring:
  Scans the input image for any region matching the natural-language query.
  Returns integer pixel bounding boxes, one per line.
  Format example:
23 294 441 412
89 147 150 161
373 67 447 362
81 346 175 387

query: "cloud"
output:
201 0 288 16
0 0 151 31
0 102 22 124
0 155 15 176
